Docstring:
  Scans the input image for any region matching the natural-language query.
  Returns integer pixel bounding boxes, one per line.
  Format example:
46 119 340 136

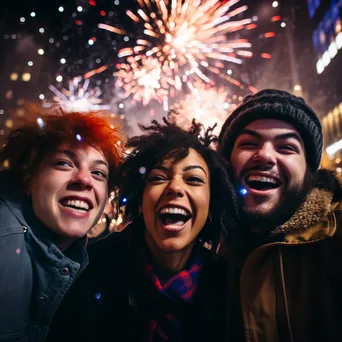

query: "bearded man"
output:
218 89 342 342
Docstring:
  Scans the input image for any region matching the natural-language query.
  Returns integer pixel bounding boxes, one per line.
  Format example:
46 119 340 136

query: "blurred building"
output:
0 5 58 154
0 0 127 161
305 0 342 169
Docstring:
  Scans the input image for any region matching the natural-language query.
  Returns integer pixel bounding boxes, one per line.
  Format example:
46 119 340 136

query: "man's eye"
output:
92 170 108 179
55 160 72 167
239 141 257 147
279 145 298 153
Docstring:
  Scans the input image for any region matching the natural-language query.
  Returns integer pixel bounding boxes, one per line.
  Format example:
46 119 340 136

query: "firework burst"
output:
115 56 176 107
170 82 240 135
99 0 276 105
45 76 110 112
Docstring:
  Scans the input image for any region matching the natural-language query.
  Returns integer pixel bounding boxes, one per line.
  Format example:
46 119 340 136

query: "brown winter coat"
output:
225 169 342 342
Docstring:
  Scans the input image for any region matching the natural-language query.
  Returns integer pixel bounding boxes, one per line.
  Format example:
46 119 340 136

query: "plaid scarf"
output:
142 248 204 342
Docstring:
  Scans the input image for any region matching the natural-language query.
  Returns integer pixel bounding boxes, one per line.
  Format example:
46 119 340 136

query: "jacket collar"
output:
270 169 340 241
0 170 35 229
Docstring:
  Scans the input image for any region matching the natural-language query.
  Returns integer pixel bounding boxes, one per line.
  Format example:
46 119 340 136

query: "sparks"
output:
45 76 110 112
98 0 276 105
115 56 174 106
170 82 240 135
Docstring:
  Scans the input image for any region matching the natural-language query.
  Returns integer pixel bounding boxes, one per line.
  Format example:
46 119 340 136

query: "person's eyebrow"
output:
93 159 109 169
275 133 304 146
150 165 208 177
239 130 304 147
61 149 109 168
184 165 208 177
239 129 262 139
150 166 169 172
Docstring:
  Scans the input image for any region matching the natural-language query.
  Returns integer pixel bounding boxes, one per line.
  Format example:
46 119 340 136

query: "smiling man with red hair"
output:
0 110 123 342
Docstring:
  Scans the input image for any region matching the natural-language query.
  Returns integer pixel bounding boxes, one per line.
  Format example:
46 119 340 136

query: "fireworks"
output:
115 56 174 107
45 77 110 112
170 82 240 135
99 0 275 105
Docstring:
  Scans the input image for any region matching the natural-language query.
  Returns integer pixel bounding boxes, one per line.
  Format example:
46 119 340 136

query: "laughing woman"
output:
47 119 238 342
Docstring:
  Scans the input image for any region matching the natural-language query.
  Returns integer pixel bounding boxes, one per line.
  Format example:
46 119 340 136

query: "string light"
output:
240 188 248 196
139 167 146 175
37 118 44 128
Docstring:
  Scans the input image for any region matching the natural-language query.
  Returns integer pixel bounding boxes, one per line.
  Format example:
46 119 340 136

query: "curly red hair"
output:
1 110 124 192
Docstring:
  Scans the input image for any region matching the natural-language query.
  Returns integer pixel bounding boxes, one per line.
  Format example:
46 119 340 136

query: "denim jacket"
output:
0 171 89 341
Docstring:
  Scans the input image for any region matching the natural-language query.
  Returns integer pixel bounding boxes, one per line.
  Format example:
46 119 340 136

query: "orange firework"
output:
170 81 241 135
115 56 175 106
45 77 110 112
98 0 277 105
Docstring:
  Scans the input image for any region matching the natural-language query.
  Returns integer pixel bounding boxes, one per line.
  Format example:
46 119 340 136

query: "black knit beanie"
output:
218 89 323 172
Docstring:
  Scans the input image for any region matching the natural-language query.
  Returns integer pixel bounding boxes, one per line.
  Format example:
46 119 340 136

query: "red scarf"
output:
142 249 204 342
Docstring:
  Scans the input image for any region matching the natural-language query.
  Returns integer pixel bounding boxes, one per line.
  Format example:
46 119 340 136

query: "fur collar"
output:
271 169 341 236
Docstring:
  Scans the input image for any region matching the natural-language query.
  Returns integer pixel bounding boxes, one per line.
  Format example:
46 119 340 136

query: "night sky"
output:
0 0 339 138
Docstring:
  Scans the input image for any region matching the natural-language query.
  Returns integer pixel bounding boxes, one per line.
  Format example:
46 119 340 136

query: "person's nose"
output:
251 143 276 169
164 178 185 198
70 167 93 190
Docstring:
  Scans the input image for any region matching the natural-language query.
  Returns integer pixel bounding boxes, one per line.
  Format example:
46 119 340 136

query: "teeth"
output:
68 207 87 213
247 175 277 184
164 225 184 229
160 207 189 216
62 199 90 211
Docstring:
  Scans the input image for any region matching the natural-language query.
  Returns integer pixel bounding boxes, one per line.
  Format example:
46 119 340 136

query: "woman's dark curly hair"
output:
115 117 238 252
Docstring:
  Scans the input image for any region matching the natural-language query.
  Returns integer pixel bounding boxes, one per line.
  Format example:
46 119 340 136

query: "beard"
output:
235 169 315 238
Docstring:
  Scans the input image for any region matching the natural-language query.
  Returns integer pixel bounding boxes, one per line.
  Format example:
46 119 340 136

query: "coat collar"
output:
270 169 340 241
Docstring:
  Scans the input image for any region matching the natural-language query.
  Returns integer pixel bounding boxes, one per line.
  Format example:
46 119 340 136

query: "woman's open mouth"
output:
158 206 192 231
